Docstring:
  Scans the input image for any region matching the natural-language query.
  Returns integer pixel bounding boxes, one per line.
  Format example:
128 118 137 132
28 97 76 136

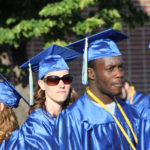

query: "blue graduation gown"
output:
0 106 55 150
53 93 141 150
125 90 150 113
0 129 19 150
136 107 150 150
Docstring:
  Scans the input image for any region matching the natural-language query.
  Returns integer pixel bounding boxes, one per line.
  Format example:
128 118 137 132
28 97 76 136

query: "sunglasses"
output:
43 74 73 86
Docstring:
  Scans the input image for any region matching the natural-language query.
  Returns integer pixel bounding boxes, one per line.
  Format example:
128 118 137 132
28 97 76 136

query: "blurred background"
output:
0 0 150 125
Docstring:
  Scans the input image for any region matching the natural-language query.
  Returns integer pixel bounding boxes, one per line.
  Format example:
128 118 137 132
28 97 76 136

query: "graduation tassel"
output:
29 63 34 106
82 37 88 85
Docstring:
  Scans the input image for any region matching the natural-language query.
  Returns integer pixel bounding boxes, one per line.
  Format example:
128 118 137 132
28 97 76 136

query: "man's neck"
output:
87 86 114 104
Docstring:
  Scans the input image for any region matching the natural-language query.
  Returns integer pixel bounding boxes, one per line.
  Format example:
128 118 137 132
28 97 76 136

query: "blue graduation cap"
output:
38 55 69 79
20 44 81 73
20 44 81 105
20 44 81 79
0 73 29 107
66 29 129 85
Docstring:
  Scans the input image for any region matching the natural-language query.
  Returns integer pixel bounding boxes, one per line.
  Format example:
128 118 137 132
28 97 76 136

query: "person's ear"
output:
38 80 46 91
88 68 95 80
0 102 5 112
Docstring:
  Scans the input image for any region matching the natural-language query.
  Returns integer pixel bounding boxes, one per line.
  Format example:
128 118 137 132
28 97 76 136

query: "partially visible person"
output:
0 44 80 150
0 103 18 144
117 77 150 113
52 29 143 150
18 54 79 149
0 73 28 145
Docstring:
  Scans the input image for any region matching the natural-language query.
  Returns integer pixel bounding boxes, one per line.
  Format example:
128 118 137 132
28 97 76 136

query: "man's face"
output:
93 56 124 97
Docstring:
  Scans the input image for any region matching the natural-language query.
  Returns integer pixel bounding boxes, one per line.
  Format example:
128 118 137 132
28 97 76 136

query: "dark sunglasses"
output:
43 74 73 86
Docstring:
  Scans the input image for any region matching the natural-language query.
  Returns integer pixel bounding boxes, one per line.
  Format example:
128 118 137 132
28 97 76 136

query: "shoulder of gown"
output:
1 107 55 150
19 107 55 149
0 129 19 150
63 93 141 124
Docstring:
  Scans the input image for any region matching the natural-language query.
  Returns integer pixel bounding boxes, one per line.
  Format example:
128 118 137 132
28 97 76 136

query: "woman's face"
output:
38 70 71 105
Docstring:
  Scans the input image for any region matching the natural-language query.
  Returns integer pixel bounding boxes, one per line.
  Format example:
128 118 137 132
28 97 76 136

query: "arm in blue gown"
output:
136 107 150 150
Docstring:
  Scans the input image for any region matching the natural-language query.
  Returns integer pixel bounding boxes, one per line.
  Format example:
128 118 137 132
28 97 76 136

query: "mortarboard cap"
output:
0 73 29 107
66 29 129 85
38 55 69 79
66 29 128 55
20 44 81 79
19 44 81 105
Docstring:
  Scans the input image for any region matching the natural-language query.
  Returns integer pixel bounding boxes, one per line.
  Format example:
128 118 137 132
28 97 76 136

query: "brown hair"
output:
28 85 78 115
0 105 18 144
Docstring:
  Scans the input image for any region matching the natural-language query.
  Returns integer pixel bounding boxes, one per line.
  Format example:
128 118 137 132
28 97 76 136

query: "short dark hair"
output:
88 59 96 70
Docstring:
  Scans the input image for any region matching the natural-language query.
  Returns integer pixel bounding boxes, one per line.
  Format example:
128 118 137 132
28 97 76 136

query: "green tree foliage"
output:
0 0 149 48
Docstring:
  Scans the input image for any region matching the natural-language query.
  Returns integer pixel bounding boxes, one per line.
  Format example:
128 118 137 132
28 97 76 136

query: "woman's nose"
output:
58 80 65 88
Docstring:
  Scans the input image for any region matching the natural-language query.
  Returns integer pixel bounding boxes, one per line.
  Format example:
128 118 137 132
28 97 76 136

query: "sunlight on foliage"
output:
39 0 96 17
73 16 105 35
0 0 149 48
43 39 68 49
6 18 17 25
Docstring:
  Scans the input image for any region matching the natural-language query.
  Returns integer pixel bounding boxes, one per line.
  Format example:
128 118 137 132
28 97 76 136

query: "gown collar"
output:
69 93 117 124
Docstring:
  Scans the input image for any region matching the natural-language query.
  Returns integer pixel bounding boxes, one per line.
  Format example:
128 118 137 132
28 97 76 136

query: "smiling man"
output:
52 29 143 150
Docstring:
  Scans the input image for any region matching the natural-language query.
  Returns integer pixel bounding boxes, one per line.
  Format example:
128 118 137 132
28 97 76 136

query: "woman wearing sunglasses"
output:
29 73 77 117
0 45 80 150
19 55 78 150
